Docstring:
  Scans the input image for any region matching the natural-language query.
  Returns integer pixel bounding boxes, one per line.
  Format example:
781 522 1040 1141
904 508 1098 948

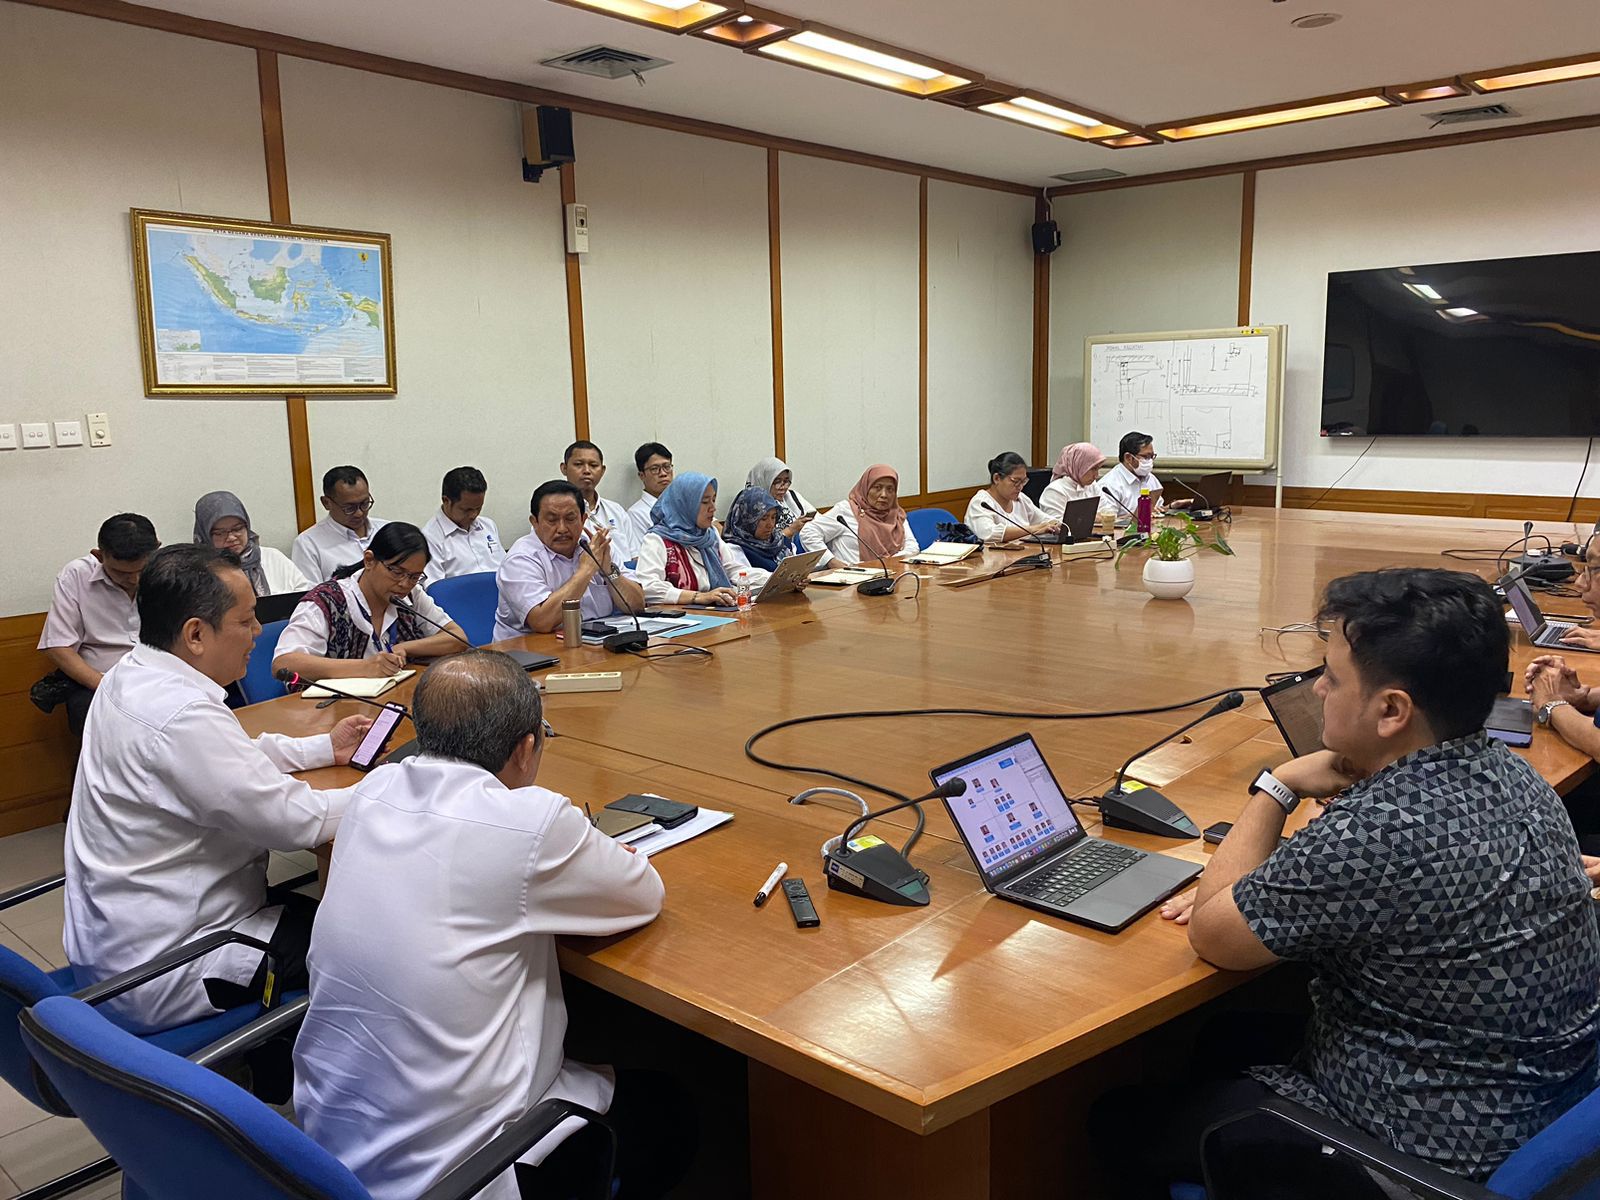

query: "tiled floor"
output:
0 823 317 1198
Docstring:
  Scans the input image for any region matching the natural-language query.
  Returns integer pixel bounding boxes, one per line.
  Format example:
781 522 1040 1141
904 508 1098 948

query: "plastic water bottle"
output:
736 570 751 617
1136 487 1153 535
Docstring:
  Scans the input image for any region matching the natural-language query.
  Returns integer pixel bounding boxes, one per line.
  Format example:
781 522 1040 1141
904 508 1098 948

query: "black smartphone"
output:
607 793 699 829
350 703 407 771
1204 820 1289 846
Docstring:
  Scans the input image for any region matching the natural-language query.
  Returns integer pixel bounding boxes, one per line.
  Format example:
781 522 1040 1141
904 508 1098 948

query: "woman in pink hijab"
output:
1039 442 1106 520
804 465 919 567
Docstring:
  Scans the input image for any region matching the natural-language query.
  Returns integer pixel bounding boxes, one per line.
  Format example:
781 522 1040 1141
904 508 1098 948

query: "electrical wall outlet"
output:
53 419 84 447
0 424 17 451
86 412 111 447
21 422 50 449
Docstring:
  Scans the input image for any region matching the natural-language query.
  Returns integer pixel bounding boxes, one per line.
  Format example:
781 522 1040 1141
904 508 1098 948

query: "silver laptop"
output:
755 549 825 601
930 734 1201 933
1501 574 1599 652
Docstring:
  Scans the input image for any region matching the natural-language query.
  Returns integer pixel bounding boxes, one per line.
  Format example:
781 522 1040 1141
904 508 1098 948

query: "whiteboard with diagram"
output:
1084 326 1284 471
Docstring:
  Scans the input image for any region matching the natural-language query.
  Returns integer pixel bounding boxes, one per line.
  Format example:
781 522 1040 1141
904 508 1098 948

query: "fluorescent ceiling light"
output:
1391 82 1471 102
1444 306 1479 317
760 30 971 95
1158 94 1390 140
979 98 1125 139
1099 134 1158 148
1404 283 1443 301
556 0 729 31
1010 95 1100 127
786 30 943 81
1472 59 1600 91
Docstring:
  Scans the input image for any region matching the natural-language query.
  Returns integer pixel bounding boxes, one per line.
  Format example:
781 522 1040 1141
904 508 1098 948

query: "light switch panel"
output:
21 422 50 449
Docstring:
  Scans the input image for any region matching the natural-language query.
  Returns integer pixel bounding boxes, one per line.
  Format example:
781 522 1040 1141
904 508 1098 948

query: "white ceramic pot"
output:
1142 556 1196 600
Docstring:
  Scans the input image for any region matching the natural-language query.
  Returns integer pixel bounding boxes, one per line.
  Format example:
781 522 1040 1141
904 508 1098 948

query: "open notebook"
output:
906 541 981 565
301 670 415 699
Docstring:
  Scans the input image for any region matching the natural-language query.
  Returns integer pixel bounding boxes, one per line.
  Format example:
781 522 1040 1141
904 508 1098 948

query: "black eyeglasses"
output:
334 496 376 516
379 559 426 585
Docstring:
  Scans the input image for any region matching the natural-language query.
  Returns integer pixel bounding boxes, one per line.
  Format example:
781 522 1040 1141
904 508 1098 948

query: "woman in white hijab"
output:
745 457 817 543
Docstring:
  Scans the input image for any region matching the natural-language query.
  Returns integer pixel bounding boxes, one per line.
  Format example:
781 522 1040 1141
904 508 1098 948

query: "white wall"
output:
0 4 290 615
926 182 1035 492
1047 176 1243 457
779 155 921 506
1251 127 1600 495
574 116 773 509
280 56 574 546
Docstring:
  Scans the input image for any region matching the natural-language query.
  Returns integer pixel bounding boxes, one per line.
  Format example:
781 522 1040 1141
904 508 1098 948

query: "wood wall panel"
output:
0 614 71 836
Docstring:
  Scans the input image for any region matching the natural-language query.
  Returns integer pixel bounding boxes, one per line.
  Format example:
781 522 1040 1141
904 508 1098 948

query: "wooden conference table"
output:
237 508 1594 1199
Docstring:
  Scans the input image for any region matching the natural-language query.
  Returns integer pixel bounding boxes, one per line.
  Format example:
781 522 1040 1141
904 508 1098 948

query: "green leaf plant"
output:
1114 511 1236 568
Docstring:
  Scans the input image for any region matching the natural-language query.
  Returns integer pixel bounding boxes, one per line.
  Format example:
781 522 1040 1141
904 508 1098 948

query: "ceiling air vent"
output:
1052 168 1128 184
1431 103 1517 125
541 45 672 80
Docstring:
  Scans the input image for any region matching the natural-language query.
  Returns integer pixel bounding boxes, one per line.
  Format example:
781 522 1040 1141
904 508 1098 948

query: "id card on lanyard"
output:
354 597 399 654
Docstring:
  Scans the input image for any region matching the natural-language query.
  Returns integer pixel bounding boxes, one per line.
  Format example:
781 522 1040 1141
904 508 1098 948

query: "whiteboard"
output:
1084 326 1285 471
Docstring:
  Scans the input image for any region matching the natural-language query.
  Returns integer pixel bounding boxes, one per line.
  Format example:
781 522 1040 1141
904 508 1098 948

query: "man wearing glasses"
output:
1097 430 1192 525
291 465 389 582
622 442 674 563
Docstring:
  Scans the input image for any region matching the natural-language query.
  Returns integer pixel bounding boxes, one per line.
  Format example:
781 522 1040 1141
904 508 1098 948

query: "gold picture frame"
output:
130 208 397 396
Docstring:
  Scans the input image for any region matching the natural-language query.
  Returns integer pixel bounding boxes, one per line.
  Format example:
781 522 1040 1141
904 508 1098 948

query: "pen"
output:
754 861 788 908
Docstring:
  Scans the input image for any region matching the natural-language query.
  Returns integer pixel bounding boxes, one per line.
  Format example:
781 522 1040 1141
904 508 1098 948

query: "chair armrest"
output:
0 873 65 912
72 930 278 1009
1201 1097 1500 1200
189 996 310 1070
266 870 319 900
417 1099 616 1200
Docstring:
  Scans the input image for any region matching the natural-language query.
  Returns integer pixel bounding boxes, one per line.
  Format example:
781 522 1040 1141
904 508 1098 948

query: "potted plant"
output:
1114 512 1234 599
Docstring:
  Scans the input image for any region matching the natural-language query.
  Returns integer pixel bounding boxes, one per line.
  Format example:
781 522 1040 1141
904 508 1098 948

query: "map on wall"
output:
130 209 396 396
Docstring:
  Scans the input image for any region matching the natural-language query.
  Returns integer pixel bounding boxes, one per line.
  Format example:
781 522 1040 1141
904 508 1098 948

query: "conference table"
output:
236 508 1595 1199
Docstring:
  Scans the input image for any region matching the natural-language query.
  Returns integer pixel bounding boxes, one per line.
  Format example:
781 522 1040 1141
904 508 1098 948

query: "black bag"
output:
29 669 74 714
936 521 982 545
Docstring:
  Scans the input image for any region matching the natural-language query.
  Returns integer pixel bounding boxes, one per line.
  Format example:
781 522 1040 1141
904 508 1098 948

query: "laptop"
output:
255 590 306 624
755 549 825 601
1501 574 1600 652
930 734 1202 932
1194 472 1233 509
1033 496 1103 545
1260 668 1326 757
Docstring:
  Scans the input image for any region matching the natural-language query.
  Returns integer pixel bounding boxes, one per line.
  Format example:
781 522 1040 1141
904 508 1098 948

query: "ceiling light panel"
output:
1157 93 1392 140
758 25 975 96
550 0 731 32
1387 78 1473 103
1471 56 1600 92
695 6 797 47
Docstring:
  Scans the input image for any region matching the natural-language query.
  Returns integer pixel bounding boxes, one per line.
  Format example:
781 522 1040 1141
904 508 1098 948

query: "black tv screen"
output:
1321 249 1600 437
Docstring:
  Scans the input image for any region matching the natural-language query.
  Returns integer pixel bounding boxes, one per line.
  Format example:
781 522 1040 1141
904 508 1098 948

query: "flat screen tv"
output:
1321 249 1600 437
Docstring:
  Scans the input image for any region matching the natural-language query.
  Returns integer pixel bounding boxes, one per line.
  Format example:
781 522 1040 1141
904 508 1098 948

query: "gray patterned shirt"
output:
1235 732 1600 1180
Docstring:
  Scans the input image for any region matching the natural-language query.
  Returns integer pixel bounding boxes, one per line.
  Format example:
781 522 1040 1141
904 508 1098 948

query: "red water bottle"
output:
1136 487 1153 535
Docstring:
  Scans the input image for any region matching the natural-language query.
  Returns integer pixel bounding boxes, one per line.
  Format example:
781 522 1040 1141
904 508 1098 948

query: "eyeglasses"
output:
641 463 674 477
333 497 376 516
1136 452 1158 462
210 523 249 545
379 559 426 585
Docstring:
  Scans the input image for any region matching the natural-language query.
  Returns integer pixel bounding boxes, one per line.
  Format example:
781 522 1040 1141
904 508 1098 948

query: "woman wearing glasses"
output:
273 522 468 685
193 491 310 596
965 451 1060 545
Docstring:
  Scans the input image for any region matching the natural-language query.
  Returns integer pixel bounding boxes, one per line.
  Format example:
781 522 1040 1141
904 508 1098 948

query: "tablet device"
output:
755 550 825 601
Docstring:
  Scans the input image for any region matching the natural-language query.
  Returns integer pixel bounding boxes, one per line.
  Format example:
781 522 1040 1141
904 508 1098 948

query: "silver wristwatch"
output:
1537 700 1572 726
1249 769 1300 815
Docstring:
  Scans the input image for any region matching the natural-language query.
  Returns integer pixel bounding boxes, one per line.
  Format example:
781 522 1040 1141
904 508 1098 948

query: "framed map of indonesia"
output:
131 209 396 396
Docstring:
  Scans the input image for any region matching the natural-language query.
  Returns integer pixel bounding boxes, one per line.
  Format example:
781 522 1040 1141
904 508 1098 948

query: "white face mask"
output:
1132 458 1154 479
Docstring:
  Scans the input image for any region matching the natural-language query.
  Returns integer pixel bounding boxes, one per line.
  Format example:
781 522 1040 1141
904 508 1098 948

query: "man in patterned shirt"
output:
1163 568 1600 1194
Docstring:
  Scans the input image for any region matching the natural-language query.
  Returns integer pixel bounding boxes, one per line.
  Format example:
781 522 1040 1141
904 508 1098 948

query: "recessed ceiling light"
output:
551 0 730 32
758 27 974 96
1444 306 1479 318
1471 57 1600 92
1157 93 1389 140
977 95 1126 139
1291 12 1342 28
1405 283 1443 301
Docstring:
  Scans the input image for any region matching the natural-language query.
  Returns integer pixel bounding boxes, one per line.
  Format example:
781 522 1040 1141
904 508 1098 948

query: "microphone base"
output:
857 577 897 596
1099 783 1200 840
603 629 651 653
824 841 930 906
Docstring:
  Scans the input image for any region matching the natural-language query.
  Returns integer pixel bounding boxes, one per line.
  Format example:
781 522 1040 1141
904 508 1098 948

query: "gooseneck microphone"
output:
1167 476 1216 520
824 777 968 907
396 598 557 673
833 513 899 596
1100 487 1148 547
980 501 1053 568
273 668 409 714
577 539 650 653
1098 691 1245 839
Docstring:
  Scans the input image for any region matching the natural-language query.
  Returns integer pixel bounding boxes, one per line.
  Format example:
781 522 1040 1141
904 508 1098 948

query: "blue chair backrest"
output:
239 620 290 704
0 945 73 1110
22 996 371 1200
907 508 957 550
1487 1081 1600 1199
426 572 497 646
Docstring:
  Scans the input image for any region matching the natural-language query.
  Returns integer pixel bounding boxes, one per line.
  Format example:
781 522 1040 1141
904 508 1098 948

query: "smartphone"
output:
607 793 699 829
350 703 407 771
1204 821 1289 846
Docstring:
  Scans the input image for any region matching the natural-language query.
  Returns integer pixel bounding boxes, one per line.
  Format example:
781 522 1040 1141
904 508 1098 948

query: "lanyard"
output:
353 596 397 653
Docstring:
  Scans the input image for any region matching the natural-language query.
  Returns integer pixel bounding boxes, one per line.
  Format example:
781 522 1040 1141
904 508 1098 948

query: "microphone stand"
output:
1168 476 1218 521
273 669 409 714
824 780 968 907
834 513 900 595
577 541 651 653
1100 487 1148 547
979 501 1053 569
1098 692 1245 838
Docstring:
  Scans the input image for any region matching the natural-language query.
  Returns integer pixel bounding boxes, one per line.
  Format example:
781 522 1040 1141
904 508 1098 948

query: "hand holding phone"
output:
349 703 407 771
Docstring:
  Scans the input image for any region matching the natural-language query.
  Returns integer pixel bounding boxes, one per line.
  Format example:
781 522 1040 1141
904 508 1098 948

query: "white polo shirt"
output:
1098 462 1164 524
293 754 664 1200
492 532 635 641
275 574 455 662
584 496 635 564
621 494 659 561
422 509 505 581
290 515 389 582
63 643 350 1030
37 555 140 674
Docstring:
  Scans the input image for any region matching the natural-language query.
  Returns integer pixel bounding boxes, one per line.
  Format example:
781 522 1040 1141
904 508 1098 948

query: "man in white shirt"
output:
494 481 646 641
1098 430 1190 524
422 465 505 580
63 544 371 1033
293 650 669 1200
622 441 673 558
560 440 635 562
36 513 159 734
291 465 389 581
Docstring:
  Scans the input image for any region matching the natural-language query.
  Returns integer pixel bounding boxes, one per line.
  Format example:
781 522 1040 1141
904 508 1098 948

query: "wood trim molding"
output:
1030 193 1051 465
1241 483 1600 523
917 176 929 495
1236 170 1255 327
768 149 786 460
1046 110 1600 196
255 49 317 531
18 0 1035 197
559 163 590 441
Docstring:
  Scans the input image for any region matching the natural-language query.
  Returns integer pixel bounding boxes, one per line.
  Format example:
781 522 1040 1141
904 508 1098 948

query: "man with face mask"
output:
1097 430 1190 524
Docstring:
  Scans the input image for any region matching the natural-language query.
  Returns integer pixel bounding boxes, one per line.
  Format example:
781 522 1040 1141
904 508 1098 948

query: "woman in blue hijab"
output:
724 486 795 572
634 472 771 605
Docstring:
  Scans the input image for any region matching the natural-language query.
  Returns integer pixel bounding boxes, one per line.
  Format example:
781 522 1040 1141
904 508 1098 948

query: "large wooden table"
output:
237 509 1594 1198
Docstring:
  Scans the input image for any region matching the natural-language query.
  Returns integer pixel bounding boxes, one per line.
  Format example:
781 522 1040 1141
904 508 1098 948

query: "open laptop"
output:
1032 496 1103 545
930 734 1202 932
1501 573 1600 652
755 549 825 601
255 590 306 624
1194 472 1233 509
1261 668 1326 757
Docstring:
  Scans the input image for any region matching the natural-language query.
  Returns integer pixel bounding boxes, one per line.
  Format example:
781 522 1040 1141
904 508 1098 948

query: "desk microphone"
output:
396 598 558 672
1097 692 1244 838
1100 488 1147 546
272 668 409 714
979 502 1053 568
576 540 651 652
824 778 968 907
833 513 899 595
1168 477 1217 521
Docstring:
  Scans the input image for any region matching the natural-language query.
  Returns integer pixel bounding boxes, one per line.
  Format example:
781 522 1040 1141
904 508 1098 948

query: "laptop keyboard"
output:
1012 841 1144 907
1537 624 1573 646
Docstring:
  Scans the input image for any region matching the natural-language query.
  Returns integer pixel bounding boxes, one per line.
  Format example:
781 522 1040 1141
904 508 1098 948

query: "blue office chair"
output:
907 508 958 550
21 994 617 1200
239 619 290 704
0 874 309 1200
1173 1089 1600 1200
427 572 497 646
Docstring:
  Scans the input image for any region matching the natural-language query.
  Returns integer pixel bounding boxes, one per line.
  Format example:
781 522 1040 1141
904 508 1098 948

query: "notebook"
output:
301 671 415 699
906 541 982 565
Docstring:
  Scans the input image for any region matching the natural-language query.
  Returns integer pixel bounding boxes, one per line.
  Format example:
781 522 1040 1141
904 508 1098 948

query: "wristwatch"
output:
1537 700 1572 726
606 564 622 581
1249 769 1300 815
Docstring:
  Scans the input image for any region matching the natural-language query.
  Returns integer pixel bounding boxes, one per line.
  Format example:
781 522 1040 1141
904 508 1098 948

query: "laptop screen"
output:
1261 670 1327 758
932 735 1082 878
1503 577 1543 634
